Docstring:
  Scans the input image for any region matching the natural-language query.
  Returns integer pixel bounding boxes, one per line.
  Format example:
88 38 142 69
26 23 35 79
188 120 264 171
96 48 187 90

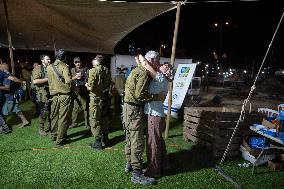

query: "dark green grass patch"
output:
0 101 283 189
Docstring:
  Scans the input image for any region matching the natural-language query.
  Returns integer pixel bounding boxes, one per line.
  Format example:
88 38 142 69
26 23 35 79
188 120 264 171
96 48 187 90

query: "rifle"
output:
51 64 65 83
74 68 88 87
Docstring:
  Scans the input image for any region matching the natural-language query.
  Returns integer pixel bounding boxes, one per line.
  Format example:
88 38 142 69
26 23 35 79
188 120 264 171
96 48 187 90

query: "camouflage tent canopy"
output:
0 0 175 54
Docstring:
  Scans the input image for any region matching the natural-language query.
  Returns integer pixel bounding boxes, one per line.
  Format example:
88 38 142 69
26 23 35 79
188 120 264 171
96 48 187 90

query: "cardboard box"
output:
242 138 274 156
240 145 275 166
262 118 277 129
268 160 284 171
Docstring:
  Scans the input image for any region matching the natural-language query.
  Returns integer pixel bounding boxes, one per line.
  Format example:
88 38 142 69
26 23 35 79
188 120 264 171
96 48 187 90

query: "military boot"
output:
101 134 110 148
54 138 70 147
125 162 133 173
90 139 103 150
69 123 77 129
38 124 47 136
131 170 157 186
45 121 51 133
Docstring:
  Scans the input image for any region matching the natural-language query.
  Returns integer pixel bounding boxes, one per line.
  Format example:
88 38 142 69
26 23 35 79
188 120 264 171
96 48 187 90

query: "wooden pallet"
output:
183 107 263 157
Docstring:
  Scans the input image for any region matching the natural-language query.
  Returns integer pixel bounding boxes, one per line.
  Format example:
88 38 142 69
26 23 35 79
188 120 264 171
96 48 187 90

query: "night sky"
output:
115 1 284 70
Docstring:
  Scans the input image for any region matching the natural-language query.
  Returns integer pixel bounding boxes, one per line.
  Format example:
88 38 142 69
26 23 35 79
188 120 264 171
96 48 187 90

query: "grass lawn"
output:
0 100 283 189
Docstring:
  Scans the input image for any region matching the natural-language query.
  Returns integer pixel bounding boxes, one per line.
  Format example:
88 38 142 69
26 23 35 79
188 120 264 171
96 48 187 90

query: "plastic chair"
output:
257 108 279 117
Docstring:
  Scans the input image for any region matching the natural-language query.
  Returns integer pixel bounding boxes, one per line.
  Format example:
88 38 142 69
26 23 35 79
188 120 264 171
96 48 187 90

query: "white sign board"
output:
164 63 197 118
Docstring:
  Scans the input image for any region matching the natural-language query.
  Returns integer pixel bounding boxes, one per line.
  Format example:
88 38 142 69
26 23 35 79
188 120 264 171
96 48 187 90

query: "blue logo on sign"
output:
180 67 190 74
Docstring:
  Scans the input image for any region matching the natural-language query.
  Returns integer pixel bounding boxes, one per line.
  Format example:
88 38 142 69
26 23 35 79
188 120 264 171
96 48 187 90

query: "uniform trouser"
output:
101 112 109 138
38 101 51 131
89 95 104 140
71 93 89 127
113 91 122 116
101 95 111 137
31 89 41 117
50 94 73 144
123 103 146 171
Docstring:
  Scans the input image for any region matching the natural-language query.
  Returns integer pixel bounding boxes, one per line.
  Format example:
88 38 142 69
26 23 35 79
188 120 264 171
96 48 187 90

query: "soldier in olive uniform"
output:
101 61 112 146
112 68 126 116
46 49 73 146
123 54 156 185
70 57 89 129
85 55 110 150
32 55 51 136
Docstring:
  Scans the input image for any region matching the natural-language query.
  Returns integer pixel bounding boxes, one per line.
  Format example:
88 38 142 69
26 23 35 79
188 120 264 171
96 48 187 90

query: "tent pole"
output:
53 38 56 56
165 1 181 139
50 14 57 56
3 0 15 75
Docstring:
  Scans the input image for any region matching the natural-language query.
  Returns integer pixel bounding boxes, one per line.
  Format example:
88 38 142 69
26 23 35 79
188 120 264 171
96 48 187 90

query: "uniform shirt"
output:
124 65 152 105
144 73 168 117
112 74 126 94
87 64 104 97
32 64 49 102
32 65 49 89
46 60 72 95
102 66 111 93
